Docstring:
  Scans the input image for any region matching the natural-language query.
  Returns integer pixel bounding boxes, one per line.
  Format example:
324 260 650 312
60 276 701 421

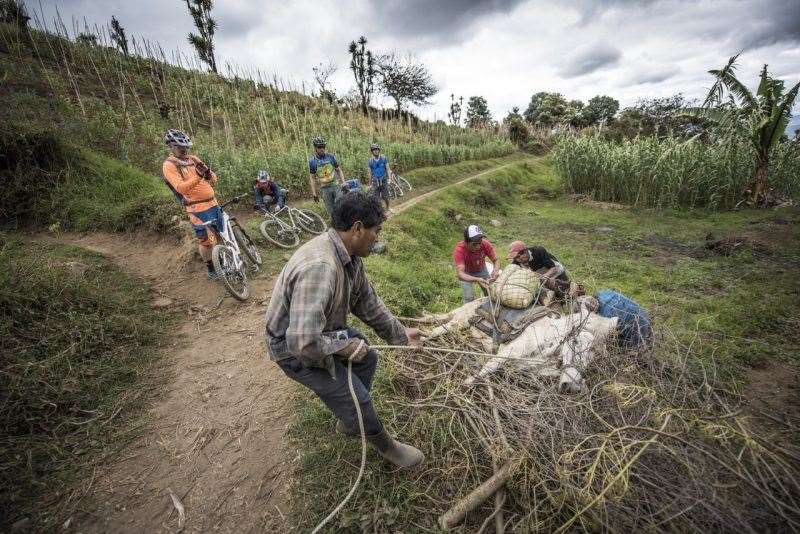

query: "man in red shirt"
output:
452 224 500 304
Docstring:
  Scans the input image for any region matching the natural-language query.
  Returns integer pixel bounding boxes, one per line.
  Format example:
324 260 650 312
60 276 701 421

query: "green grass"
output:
0 237 173 531
553 134 800 209
287 157 800 531
1 128 180 232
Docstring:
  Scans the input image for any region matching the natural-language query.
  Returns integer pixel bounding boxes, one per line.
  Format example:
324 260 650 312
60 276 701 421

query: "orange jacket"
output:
162 155 219 216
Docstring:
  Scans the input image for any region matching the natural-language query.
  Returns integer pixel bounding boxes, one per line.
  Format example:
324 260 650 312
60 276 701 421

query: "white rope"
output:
371 344 534 361
310 359 367 534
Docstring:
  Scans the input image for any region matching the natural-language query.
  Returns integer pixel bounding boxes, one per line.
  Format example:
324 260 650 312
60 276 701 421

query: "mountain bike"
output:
387 172 412 200
202 194 262 301
258 191 327 249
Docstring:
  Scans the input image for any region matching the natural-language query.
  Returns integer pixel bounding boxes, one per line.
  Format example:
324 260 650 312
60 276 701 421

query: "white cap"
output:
466 224 484 240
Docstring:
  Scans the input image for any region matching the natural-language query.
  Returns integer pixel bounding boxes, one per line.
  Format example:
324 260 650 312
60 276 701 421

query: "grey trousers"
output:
276 329 382 435
319 183 340 219
461 265 490 304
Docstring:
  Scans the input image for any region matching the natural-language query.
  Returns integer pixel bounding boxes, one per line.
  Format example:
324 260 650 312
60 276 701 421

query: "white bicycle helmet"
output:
164 129 192 148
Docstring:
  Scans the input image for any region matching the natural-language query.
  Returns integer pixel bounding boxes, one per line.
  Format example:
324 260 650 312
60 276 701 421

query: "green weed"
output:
0 237 174 531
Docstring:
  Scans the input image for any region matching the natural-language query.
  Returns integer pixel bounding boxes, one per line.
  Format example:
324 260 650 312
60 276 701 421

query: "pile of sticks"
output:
381 330 800 532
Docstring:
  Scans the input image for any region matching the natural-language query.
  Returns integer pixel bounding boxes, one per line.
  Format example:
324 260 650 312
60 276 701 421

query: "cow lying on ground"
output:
419 298 619 392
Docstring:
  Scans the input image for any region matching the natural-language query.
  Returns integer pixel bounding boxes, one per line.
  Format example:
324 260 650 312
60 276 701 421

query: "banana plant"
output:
697 53 799 205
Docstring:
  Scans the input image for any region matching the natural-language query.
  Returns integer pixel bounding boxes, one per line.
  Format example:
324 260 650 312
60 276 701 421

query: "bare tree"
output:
110 15 129 55
378 52 439 113
348 35 376 115
312 61 337 103
185 0 217 73
448 94 464 126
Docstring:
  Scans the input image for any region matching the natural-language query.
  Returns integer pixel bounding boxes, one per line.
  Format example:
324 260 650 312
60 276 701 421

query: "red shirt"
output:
453 240 497 274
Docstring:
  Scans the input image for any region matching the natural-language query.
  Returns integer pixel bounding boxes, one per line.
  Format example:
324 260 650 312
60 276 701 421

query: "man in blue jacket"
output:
367 143 392 210
580 290 653 350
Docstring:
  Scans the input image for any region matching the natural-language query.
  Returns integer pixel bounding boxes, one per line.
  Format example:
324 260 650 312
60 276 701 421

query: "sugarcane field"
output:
2 1 800 532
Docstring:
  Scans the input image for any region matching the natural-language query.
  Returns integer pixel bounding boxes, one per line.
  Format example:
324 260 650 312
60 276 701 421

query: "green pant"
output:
320 183 340 220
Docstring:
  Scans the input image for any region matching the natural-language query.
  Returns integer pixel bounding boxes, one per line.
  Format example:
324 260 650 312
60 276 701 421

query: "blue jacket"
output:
596 290 652 349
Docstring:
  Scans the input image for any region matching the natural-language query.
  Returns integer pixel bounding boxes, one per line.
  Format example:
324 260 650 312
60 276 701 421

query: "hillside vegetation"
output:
0 21 512 230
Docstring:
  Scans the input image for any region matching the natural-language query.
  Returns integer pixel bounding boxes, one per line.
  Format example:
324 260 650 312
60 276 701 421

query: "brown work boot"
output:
335 419 358 437
366 430 425 469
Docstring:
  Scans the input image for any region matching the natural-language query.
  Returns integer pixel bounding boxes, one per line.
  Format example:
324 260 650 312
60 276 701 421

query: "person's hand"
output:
488 271 499 282
337 338 368 362
405 327 421 347
477 279 490 290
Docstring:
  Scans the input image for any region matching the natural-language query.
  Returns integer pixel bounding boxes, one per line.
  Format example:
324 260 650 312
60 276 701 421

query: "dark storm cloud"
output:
559 44 622 77
372 0 527 43
737 0 800 48
627 66 681 85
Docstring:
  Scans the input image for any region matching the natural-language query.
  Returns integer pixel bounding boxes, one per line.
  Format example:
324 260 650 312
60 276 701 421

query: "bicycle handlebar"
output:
220 191 250 208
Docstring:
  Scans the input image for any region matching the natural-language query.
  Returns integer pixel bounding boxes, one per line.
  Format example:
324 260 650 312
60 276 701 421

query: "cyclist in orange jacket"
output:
162 129 222 279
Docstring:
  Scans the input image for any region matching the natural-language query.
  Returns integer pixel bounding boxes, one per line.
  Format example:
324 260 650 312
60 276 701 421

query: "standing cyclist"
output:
308 136 346 219
367 143 392 210
162 129 222 280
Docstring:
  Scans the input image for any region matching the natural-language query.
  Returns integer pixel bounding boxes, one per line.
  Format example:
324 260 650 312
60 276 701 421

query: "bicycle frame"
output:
261 205 315 232
204 209 246 271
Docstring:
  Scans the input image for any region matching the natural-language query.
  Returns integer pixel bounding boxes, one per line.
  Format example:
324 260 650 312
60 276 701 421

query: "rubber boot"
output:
335 419 357 438
366 430 424 469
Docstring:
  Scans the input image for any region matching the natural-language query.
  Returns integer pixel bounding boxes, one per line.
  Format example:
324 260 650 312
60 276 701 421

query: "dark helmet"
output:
164 129 192 148
370 143 380 151
312 136 326 148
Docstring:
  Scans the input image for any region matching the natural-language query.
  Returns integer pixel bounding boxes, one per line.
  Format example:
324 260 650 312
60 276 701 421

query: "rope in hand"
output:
310 357 367 534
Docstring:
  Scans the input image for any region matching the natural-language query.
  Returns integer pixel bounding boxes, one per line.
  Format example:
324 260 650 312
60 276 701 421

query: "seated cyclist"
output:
162 129 223 280
253 169 286 213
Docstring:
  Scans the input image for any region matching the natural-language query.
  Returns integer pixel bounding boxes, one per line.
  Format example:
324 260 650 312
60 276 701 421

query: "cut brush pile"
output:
377 326 800 532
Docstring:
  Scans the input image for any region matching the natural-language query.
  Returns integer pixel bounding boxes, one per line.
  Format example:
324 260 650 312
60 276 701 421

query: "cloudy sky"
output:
33 0 800 128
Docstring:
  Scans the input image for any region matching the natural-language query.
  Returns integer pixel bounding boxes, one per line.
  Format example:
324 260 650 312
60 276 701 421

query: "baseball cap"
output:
507 240 527 260
466 224 484 242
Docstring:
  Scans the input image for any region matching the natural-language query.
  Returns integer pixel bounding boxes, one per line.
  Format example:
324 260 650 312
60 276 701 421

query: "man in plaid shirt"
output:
264 191 424 469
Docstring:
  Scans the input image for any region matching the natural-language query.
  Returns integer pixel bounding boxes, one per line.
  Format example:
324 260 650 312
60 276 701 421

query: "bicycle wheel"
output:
395 175 412 192
212 244 250 301
232 225 262 267
389 181 404 199
295 208 327 235
259 219 300 248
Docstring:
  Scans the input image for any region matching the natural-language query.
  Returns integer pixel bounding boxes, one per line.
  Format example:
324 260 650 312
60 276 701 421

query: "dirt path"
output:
389 161 518 218
47 158 522 532
50 232 295 533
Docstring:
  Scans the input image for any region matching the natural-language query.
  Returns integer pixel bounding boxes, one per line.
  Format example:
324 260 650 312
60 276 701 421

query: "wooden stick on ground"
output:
438 460 516 530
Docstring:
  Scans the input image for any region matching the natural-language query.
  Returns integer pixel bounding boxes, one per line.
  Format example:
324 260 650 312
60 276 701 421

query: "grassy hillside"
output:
289 157 800 531
0 237 173 531
0 21 513 209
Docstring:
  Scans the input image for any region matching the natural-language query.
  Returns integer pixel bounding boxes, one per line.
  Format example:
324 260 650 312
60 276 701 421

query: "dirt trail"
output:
49 231 295 533
389 161 517 218
45 159 521 532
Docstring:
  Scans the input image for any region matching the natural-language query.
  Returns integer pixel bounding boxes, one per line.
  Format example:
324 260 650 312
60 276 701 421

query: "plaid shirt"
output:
264 228 407 367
